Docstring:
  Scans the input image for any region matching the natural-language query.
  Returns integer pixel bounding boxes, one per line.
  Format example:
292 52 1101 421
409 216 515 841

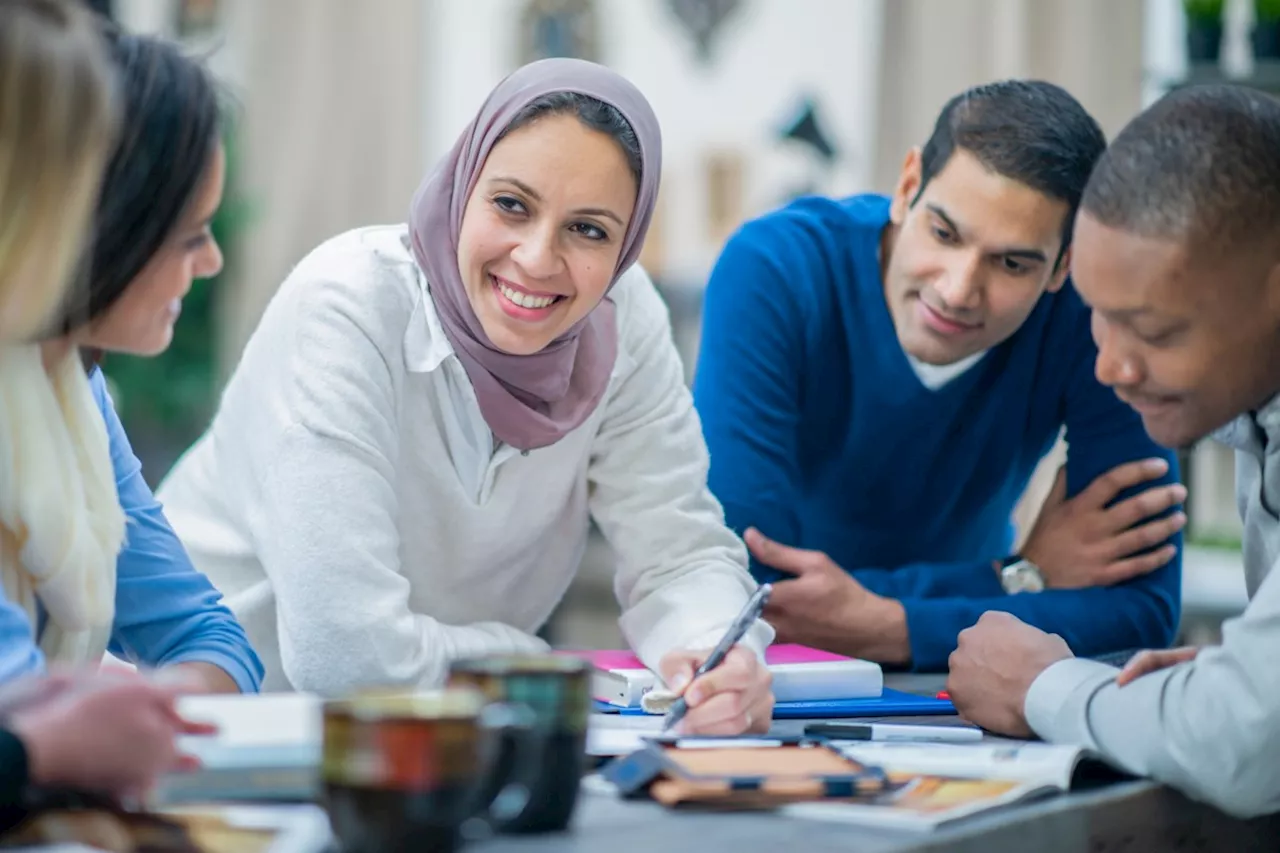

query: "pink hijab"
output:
408 58 662 452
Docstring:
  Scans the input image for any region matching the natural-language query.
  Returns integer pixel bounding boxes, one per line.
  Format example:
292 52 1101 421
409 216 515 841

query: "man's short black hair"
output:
917 80 1107 267
1081 84 1280 251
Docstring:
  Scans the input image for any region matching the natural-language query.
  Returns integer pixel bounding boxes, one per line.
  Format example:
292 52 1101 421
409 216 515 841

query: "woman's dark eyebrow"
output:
492 176 624 226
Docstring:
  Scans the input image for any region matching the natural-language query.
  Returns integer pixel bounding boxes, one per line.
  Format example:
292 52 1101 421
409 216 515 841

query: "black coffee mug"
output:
446 654 591 834
320 687 535 853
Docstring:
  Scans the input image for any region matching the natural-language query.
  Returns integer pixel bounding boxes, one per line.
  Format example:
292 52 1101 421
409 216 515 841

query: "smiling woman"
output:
156 58 777 737
413 88 647 449
58 27 226 357
455 94 641 357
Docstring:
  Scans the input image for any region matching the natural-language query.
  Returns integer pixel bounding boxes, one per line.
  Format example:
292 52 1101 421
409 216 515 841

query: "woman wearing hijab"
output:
0 26 263 696
158 58 775 734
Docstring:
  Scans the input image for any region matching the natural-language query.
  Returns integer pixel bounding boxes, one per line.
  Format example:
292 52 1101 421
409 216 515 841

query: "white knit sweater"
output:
157 225 772 694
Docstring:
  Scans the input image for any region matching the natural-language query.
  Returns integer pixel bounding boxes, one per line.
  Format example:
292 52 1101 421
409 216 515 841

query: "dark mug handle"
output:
458 700 541 841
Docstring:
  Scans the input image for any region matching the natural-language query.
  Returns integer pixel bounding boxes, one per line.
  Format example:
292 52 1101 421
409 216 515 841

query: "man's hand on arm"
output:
744 528 910 664
1114 646 1199 687
1014 459 1186 589
945 612 1073 738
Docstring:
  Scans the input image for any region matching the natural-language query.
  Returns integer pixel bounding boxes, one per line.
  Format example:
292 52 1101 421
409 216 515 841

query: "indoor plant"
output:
1254 0 1280 61
1183 0 1225 63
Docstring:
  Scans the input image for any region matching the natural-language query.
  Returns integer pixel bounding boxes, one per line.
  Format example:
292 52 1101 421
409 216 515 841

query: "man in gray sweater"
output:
944 83 1280 819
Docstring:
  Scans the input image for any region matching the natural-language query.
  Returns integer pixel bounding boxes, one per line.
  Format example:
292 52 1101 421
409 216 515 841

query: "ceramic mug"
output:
320 687 535 853
446 654 591 834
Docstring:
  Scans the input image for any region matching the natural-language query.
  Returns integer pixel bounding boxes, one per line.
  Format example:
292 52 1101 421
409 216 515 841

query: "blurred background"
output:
97 0 1268 652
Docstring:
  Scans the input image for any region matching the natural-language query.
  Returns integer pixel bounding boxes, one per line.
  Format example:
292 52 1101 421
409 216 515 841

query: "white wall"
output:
421 0 884 287
112 0 251 87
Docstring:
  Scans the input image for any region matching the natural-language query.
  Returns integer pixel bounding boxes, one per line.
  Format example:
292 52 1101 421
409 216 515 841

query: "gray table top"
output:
480 673 1280 853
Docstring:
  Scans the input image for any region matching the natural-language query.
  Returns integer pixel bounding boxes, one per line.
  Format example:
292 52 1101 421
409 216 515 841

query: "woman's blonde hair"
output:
0 0 119 342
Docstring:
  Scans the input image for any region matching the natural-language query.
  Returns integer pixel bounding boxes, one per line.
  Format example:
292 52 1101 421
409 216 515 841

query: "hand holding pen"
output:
655 584 775 735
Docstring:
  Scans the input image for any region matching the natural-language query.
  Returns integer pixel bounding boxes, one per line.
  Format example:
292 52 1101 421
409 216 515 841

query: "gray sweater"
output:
1024 395 1280 818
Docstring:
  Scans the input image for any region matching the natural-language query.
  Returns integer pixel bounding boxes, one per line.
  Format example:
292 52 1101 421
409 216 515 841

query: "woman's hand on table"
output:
658 645 774 735
9 674 214 797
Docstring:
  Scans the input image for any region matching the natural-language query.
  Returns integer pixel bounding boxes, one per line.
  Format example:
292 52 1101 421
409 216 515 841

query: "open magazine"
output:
780 740 1112 831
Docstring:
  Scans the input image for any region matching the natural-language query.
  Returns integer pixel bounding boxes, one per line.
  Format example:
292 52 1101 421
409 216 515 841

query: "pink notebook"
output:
576 644 851 670
561 644 883 709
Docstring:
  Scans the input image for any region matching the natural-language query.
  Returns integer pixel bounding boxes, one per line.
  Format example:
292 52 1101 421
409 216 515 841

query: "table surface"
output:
19 675 1277 853
481 673 1280 853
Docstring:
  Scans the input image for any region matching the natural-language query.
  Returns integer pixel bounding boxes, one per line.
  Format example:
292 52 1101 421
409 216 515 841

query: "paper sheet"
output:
174 693 322 770
587 713 665 756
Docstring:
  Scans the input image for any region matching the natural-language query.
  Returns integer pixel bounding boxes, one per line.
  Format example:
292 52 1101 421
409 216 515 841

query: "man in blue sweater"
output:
692 81 1186 672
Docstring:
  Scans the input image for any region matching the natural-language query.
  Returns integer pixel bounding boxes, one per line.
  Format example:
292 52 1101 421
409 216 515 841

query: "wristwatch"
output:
998 555 1045 594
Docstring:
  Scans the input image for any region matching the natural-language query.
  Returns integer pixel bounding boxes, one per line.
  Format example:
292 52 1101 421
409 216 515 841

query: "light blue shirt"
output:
0 369 263 692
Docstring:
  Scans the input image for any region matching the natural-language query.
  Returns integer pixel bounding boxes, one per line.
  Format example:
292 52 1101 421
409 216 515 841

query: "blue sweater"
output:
692 194 1182 671
0 369 264 691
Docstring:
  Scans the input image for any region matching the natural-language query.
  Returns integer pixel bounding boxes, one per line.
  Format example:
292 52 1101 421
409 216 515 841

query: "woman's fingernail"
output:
669 673 690 693
685 688 703 706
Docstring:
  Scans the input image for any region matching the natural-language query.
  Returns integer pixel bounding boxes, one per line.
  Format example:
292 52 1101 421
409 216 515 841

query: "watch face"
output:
1002 561 1045 594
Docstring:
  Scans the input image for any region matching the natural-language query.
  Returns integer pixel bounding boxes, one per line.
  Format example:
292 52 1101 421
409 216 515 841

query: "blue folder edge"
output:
592 687 955 719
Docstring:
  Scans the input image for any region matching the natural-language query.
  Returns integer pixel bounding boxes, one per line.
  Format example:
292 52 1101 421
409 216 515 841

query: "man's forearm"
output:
845 597 912 665
852 559 1005 600
1026 648 1280 819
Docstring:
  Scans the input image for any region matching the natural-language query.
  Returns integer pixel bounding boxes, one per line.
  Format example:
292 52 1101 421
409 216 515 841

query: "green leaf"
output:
1257 0 1280 23
1182 0 1225 22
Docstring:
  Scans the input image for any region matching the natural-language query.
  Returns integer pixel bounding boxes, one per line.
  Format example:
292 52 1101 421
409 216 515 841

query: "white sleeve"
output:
1025 557 1280 819
587 267 775 675
247 268 546 696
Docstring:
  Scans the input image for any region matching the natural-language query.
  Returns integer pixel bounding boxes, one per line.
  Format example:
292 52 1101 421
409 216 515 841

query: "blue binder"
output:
592 687 955 719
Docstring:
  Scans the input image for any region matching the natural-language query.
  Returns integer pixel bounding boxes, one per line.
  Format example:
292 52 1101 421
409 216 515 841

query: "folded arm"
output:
879 315 1183 669
902 583 1176 671
850 559 1006 599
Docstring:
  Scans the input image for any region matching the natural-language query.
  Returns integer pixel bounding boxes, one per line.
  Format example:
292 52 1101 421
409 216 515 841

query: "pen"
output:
805 722 983 744
661 583 772 732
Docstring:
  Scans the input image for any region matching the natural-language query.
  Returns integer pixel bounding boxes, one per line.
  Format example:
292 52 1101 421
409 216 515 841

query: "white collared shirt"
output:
156 225 771 694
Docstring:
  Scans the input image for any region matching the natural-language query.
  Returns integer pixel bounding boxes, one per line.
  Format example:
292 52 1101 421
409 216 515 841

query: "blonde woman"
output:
0 0 117 339
0 0 211 815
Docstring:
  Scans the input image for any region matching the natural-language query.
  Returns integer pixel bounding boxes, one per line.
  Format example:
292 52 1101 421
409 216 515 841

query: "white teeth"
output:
495 278 557 310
